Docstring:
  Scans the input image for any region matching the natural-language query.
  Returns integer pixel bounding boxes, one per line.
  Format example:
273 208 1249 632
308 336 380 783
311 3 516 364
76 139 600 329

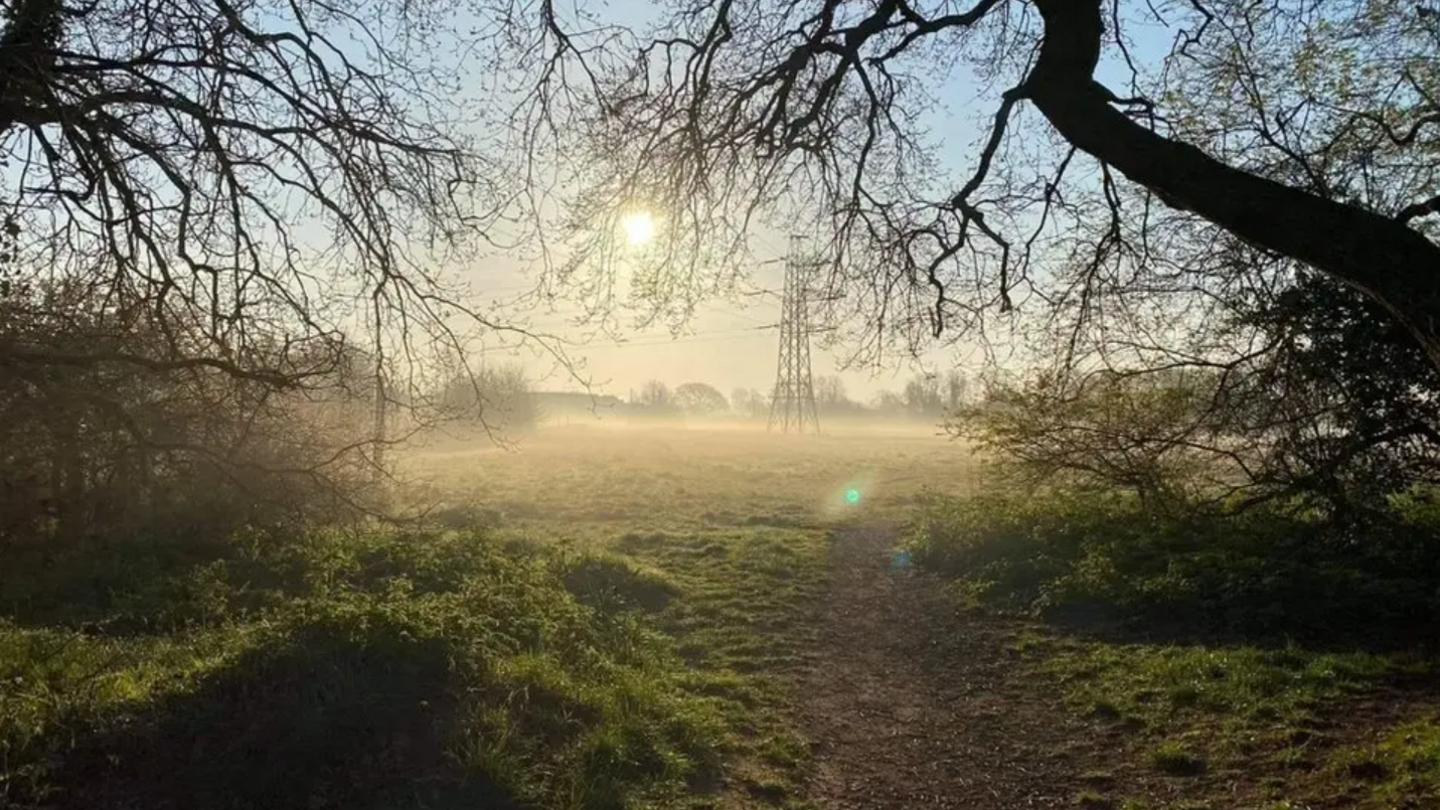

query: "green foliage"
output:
0 526 726 810
0 621 269 806
907 487 1440 644
1228 272 1440 510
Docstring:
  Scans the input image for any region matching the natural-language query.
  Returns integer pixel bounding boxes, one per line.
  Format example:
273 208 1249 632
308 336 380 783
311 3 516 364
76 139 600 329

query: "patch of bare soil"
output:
797 522 1100 809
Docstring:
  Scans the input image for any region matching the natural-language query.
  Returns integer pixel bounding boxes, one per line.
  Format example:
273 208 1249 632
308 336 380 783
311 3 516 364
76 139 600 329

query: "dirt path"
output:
797 522 1098 809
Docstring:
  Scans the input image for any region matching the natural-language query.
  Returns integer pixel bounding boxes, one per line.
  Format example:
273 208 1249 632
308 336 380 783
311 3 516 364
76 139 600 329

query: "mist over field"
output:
4 0 1440 809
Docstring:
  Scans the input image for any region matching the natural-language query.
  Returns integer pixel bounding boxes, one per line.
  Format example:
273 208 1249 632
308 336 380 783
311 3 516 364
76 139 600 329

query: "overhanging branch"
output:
1026 0 1440 374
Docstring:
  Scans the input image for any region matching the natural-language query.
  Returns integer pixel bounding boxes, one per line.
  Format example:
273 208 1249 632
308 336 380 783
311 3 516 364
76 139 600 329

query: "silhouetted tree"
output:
903 376 943 417
871 390 907 418
0 0 528 537
813 375 857 413
674 382 729 416
439 364 537 433
731 387 768 419
943 371 969 411
637 380 675 412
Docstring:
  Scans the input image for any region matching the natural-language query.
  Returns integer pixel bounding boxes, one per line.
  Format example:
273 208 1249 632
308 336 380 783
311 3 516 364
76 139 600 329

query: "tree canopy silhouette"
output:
518 0 1440 374
0 0 519 381
0 0 533 535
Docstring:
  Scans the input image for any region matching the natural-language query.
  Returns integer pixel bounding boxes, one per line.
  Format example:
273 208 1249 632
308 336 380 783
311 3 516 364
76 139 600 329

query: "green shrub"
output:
907 487 1440 644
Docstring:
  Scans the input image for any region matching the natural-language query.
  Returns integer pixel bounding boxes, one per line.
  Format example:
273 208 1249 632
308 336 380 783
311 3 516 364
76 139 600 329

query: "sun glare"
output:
620 210 656 246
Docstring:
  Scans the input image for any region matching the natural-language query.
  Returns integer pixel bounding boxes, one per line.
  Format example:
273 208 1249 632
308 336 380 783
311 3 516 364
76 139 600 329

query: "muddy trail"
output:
796 522 1103 809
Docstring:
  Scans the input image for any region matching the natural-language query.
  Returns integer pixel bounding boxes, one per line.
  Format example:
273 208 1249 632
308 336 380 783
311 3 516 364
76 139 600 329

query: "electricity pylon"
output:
768 235 821 434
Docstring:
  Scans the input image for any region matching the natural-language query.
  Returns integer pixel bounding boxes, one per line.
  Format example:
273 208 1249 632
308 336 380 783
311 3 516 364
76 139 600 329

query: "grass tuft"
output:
1149 741 1207 776
1324 714 1440 804
558 552 681 614
1074 790 1117 808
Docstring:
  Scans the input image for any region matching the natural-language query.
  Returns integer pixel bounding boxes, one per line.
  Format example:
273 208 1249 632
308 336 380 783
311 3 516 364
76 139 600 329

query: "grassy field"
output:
6 422 1437 809
401 424 979 808
404 423 974 533
0 423 974 810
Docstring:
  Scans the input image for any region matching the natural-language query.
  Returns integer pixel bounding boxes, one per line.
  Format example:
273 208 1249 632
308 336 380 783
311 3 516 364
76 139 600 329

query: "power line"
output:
518 304 777 331
576 326 778 350
471 324 777 354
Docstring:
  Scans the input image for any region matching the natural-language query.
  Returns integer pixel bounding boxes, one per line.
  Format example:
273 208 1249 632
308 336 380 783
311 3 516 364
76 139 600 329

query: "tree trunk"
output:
1027 0 1440 373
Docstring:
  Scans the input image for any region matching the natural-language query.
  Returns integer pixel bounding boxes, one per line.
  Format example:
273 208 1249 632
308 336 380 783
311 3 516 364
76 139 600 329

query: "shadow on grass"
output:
0 533 236 633
44 626 514 810
1030 577 1440 655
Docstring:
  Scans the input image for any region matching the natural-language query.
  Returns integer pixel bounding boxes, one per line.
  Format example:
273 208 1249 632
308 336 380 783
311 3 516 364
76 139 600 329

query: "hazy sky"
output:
451 2 1174 404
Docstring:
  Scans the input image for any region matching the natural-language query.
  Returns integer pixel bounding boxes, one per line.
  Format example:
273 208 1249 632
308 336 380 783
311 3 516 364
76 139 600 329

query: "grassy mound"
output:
558 552 681 614
1 526 726 810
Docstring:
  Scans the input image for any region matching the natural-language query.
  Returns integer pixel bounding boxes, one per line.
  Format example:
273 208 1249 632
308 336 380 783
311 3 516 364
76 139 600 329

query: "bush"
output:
0 280 389 587
951 289 1440 519
907 487 1440 645
950 371 1236 505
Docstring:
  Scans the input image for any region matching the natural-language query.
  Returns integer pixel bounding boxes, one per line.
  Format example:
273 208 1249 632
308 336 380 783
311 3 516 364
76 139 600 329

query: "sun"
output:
619 210 656 246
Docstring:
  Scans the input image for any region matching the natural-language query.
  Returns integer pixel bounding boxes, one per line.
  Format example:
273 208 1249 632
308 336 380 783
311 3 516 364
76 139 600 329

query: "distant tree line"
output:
422 366 977 429
629 371 971 422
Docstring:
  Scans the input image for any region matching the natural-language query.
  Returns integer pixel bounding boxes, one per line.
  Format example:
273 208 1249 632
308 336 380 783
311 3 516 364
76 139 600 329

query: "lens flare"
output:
891 549 912 571
845 488 861 504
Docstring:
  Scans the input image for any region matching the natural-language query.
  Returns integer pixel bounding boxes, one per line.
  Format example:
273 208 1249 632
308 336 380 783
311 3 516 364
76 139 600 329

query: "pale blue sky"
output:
446 1 1180 403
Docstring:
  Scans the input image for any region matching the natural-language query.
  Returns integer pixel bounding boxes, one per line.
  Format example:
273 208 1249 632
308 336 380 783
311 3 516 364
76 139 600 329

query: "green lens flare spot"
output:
845 488 861 504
